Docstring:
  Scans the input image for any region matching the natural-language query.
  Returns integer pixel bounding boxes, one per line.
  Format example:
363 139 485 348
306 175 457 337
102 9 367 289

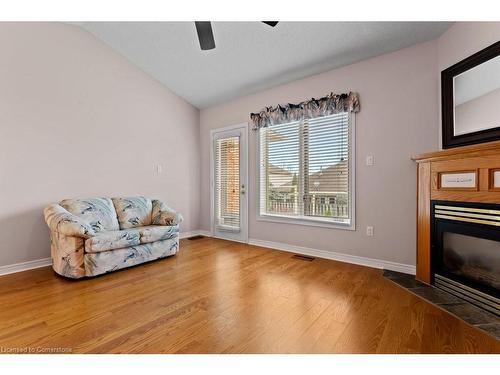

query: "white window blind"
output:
259 112 353 226
215 136 240 230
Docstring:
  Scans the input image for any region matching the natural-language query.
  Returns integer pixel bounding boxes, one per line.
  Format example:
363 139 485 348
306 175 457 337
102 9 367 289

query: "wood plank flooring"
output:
0 237 498 353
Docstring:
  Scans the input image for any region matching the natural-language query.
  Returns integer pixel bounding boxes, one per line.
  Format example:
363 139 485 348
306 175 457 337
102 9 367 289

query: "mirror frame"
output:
442 41 500 149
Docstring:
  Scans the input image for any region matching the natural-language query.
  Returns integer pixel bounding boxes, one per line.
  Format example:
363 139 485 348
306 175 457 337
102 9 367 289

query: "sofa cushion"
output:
85 229 141 253
139 225 179 244
112 197 153 229
60 198 120 233
84 237 179 277
85 225 179 253
85 225 180 253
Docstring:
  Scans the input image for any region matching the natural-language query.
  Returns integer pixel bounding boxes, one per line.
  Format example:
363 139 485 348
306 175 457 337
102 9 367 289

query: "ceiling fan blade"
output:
262 21 279 27
195 21 215 50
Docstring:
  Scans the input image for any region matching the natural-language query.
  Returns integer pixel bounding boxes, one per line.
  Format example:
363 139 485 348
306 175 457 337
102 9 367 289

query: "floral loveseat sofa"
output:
44 197 182 278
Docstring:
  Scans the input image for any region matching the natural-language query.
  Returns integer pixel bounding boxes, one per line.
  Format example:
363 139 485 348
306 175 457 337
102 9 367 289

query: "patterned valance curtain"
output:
250 91 360 129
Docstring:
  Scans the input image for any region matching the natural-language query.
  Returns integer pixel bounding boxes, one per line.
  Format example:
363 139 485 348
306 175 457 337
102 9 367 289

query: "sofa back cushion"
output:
112 197 153 229
60 197 120 233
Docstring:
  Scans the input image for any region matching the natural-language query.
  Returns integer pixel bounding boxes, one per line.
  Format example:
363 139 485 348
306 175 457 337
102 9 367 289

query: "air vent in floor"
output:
291 254 315 261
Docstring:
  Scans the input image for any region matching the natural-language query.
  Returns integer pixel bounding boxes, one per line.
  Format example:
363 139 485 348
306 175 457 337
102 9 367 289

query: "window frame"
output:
256 113 356 231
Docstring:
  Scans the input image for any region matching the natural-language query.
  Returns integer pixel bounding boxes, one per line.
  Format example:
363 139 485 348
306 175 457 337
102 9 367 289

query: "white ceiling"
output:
78 22 452 109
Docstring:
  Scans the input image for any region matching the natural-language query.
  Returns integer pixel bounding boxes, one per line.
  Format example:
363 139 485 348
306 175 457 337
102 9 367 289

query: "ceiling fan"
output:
194 21 279 51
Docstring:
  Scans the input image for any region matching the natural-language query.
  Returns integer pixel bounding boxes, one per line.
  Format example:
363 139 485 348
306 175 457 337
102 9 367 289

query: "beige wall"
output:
0 23 200 266
3 22 498 269
438 22 500 71
200 41 439 266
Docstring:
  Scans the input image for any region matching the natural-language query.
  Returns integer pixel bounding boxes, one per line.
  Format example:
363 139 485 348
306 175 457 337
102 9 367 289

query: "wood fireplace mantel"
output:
411 140 500 284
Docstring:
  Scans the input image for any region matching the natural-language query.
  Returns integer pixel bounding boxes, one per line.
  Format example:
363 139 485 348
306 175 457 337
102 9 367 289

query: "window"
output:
258 112 354 228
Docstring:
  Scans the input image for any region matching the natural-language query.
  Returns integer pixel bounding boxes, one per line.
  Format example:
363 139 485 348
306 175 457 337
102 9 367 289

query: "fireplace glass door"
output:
437 223 500 295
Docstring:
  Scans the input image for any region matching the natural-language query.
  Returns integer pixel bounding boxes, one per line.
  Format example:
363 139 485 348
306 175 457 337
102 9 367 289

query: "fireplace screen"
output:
442 232 500 291
432 201 500 315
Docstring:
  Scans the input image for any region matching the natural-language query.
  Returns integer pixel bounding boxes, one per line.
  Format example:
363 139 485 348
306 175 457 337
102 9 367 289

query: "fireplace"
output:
431 201 500 315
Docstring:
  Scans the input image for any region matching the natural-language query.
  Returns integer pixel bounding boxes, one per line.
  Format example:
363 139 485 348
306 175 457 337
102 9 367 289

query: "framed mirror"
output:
442 41 500 149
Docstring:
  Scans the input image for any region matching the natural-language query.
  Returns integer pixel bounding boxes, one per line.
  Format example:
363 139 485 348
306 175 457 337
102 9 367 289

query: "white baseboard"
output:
248 238 416 275
0 257 52 277
179 229 212 239
179 230 201 239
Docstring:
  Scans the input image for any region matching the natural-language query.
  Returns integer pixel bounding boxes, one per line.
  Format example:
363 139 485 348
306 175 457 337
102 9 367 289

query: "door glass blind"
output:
259 112 351 223
215 136 240 230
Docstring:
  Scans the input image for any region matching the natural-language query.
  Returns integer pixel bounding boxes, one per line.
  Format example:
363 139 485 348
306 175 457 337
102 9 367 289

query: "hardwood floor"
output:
0 237 498 354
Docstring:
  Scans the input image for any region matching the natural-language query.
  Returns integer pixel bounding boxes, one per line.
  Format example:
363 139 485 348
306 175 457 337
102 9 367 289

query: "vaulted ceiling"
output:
78 22 452 109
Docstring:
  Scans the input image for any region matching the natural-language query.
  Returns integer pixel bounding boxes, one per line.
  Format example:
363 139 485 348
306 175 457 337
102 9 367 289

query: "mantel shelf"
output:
412 140 500 163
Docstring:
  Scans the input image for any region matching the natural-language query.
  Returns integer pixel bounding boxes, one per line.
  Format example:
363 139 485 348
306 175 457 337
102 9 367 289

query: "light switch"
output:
366 226 374 236
366 155 374 166
156 164 162 174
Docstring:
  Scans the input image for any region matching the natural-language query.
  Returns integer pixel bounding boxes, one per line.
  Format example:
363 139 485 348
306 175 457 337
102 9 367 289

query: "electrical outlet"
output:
156 164 162 174
366 155 374 166
366 226 374 236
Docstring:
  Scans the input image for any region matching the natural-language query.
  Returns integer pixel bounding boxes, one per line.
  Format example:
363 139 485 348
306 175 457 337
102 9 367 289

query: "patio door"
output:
210 124 248 243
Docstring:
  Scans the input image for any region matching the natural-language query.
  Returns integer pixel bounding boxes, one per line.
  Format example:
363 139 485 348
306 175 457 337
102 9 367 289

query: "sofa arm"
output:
44 204 96 238
151 199 183 226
